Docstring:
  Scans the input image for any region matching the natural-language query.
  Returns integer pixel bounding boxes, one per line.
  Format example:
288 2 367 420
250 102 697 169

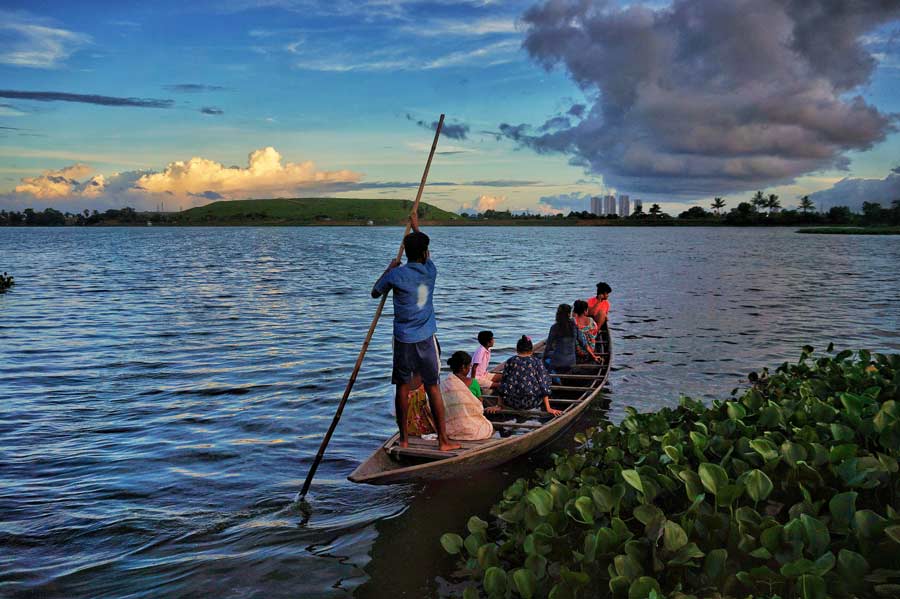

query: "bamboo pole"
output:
298 114 445 500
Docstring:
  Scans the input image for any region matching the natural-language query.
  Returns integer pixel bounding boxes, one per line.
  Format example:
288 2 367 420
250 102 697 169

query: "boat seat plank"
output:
488 409 556 418
492 421 543 430
388 445 461 460
406 437 501 450
549 384 596 392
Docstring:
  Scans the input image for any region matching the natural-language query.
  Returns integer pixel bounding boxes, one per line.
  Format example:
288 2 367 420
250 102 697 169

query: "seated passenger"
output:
572 300 600 363
440 351 494 441
489 336 561 416
470 330 502 391
545 304 598 373
404 374 436 437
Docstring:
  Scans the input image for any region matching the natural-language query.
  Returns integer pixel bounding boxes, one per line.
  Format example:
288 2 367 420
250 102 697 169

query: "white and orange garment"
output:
439 374 494 441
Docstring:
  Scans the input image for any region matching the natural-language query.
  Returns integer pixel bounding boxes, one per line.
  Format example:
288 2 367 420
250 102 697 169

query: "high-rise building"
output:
617 195 630 217
590 196 603 216
603 195 617 216
633 199 643 215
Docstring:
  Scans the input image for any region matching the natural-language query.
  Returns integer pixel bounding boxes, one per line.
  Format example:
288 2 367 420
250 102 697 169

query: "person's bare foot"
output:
398 439 409 448
439 440 461 451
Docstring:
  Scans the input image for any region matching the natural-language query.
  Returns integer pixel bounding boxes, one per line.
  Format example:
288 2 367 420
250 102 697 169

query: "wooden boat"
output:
349 329 612 485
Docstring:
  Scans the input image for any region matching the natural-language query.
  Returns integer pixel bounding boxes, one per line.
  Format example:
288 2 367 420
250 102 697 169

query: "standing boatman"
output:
371 212 460 451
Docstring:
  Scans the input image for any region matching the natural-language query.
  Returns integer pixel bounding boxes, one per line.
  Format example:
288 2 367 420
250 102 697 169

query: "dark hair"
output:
477 330 494 346
596 282 612 295
447 350 471 374
516 335 533 353
555 303 574 335
573 299 589 316
404 231 430 262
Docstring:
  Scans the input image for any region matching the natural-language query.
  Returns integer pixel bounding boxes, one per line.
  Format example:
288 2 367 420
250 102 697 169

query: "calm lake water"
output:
1 226 898 598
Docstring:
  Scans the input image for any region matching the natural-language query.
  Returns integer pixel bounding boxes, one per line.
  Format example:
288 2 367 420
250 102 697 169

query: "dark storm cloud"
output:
808 169 900 211
0 90 173 108
500 0 900 197
164 84 226 93
200 107 224 115
406 113 470 140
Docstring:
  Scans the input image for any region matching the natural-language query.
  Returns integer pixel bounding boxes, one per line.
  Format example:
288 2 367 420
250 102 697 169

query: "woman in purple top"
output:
488 336 560 416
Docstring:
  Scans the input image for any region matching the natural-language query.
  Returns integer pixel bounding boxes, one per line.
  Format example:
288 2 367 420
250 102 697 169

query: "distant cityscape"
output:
589 194 641 217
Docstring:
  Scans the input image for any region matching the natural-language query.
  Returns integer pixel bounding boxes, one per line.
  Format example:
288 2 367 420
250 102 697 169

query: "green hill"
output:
176 197 458 225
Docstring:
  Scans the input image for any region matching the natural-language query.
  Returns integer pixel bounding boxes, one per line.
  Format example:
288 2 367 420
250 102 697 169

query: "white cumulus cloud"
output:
135 147 360 198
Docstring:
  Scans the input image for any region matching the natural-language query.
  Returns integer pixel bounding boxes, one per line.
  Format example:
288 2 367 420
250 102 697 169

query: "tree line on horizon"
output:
2 195 899 226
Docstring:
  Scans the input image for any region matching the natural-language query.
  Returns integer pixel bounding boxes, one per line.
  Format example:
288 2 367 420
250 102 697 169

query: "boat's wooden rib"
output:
348 330 612 484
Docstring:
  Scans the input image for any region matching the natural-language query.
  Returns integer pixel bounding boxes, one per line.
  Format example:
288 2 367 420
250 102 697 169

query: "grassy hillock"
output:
175 197 458 225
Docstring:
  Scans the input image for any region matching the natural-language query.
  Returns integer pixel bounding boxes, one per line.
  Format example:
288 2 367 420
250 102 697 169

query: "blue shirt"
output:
373 259 437 343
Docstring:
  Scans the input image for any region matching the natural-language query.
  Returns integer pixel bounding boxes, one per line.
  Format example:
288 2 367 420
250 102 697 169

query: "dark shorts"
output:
392 335 441 386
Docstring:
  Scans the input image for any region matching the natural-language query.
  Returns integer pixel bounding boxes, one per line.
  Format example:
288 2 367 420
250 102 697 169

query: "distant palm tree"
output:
649 203 662 216
711 197 726 215
799 195 814 214
765 194 781 215
751 191 766 213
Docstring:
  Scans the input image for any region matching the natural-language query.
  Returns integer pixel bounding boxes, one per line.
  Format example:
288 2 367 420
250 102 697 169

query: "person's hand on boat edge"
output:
542 395 563 417
485 404 503 414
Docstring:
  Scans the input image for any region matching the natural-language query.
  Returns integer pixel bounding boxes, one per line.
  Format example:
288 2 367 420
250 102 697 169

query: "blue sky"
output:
1 0 899 214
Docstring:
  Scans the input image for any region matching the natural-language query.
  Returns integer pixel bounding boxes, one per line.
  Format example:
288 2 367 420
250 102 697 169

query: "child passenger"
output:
488 336 561 417
440 351 494 441
470 330 501 391
586 282 612 354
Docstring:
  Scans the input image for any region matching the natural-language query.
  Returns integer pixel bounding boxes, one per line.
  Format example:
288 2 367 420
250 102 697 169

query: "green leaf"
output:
727 401 747 420
663 520 688 552
760 524 783 552
440 533 464 555
854 509 888 539
483 567 507 597
614 554 643 581
812 552 835 576
837 549 869 581
796 574 826 599
885 526 900 544
781 558 814 577
698 462 728 495
830 490 859 532
621 469 645 494
463 586 479 599
628 577 661 599
467 516 489 535
745 469 774 502
592 485 616 512
512 568 537 599
668 542 705 566
525 554 547 580
781 441 807 467
634 504 664 526
526 487 554 517
800 515 830 558
574 496 595 524
609 576 631 597
703 548 727 582
750 438 780 462
678 469 704 501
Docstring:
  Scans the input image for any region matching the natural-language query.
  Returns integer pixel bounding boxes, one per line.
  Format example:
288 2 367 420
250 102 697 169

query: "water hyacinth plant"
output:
441 346 900 599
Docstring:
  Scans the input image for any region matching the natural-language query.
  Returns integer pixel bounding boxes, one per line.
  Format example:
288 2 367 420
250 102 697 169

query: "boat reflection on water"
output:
354 390 612 598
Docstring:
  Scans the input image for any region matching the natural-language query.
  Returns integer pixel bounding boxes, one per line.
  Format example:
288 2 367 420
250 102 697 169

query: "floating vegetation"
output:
0 272 13 293
442 346 900 599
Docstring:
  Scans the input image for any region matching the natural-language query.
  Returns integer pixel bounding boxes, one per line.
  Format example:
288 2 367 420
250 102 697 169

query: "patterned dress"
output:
575 317 598 363
499 355 552 410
